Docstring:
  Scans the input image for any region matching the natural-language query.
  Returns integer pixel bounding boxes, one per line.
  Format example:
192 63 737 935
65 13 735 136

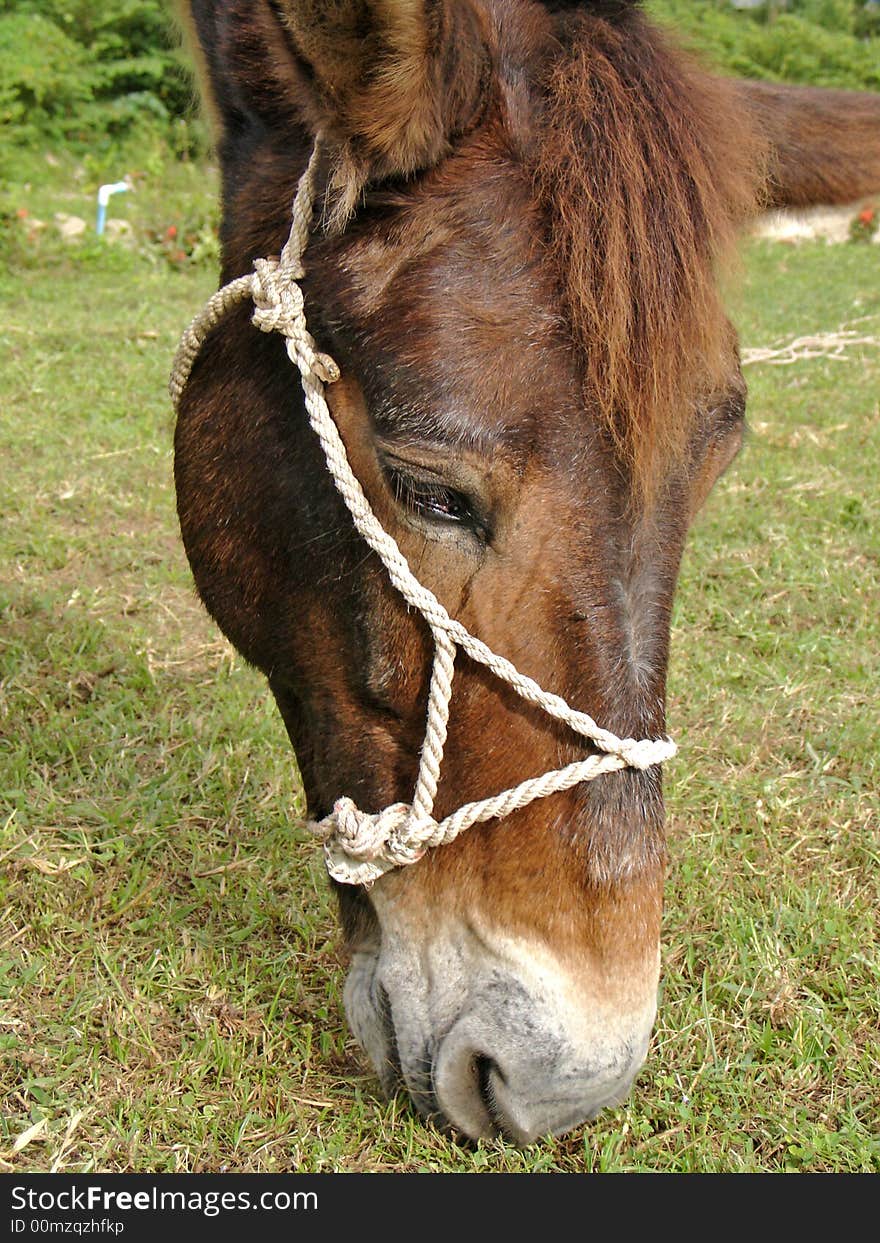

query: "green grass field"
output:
1 158 878 1173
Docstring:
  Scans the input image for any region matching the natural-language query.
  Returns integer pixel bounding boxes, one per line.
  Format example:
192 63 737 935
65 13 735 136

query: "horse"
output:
173 0 880 1144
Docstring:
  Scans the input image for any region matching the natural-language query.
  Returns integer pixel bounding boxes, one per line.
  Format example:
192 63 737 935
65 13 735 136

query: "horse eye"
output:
387 468 487 537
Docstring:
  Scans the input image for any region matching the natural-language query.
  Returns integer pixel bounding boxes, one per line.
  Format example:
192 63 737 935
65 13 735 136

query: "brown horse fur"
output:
174 0 880 1140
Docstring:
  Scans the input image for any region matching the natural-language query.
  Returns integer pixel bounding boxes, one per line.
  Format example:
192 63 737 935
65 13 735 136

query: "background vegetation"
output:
1 1 879 165
1 0 878 1174
652 1 880 90
0 2 199 160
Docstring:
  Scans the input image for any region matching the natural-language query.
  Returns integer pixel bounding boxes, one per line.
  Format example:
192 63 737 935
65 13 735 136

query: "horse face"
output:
176 0 757 1142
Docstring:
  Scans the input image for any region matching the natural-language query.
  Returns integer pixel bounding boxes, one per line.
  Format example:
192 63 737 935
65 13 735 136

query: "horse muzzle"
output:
343 930 659 1145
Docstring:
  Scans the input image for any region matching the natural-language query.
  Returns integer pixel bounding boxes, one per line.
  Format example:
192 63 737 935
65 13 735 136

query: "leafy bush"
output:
648 1 880 91
0 1 199 151
849 203 879 241
142 207 221 269
0 12 93 141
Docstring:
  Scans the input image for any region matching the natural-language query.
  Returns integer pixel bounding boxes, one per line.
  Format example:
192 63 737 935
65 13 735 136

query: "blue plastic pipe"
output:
96 181 130 236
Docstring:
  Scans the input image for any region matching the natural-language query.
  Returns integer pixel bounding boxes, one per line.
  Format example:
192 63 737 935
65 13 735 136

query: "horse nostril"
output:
431 1003 652 1144
474 1053 504 1130
376 982 404 1086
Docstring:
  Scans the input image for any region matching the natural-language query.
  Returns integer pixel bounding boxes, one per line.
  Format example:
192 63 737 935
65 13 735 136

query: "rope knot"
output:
615 736 678 770
332 798 409 859
310 797 439 886
250 257 340 384
250 256 287 335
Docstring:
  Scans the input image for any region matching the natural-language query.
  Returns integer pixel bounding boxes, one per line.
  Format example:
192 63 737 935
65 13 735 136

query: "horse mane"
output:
535 10 767 496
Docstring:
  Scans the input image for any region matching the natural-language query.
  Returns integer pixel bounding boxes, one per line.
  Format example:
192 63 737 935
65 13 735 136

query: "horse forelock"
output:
533 8 766 497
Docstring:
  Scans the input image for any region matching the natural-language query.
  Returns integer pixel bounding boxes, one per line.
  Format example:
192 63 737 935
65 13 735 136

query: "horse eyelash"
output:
387 468 487 538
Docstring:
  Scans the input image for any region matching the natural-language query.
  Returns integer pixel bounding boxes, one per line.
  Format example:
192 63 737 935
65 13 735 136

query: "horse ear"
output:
181 0 318 134
278 1 489 187
182 1 489 220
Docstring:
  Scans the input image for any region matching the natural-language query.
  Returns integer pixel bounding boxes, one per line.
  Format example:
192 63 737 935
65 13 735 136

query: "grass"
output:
1 152 878 1174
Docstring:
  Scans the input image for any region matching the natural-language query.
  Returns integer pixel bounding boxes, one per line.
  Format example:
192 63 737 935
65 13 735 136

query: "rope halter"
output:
170 139 677 887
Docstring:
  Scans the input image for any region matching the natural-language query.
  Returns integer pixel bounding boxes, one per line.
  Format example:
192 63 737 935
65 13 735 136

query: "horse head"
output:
174 0 880 1142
